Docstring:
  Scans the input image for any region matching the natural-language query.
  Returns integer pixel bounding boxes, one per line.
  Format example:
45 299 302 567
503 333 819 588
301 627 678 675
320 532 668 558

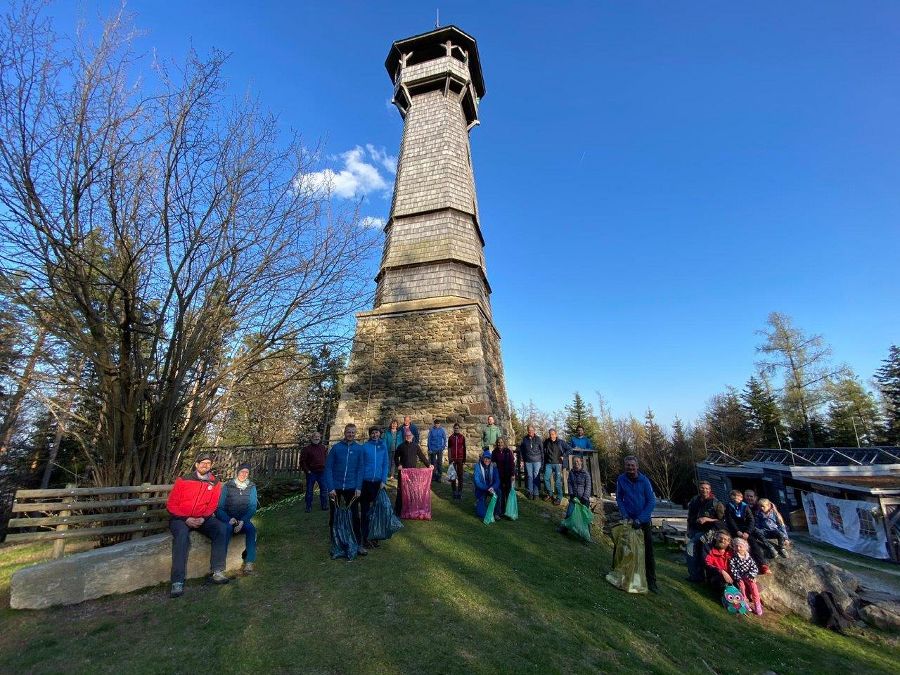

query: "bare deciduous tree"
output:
0 3 377 486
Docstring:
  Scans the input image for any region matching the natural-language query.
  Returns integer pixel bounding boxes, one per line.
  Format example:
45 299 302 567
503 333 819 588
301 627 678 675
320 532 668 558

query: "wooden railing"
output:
201 443 305 479
7 483 173 558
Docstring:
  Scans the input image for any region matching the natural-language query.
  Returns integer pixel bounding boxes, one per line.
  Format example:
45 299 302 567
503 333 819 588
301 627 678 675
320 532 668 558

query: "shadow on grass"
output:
0 480 898 674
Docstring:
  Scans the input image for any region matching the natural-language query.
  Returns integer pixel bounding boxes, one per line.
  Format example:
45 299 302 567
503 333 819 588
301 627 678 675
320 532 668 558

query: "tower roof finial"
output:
435 8 440 29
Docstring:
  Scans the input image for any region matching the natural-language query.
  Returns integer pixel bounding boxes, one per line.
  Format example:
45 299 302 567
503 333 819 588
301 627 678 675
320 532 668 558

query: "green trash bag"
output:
560 501 594 542
483 494 498 525
504 487 519 520
605 523 648 593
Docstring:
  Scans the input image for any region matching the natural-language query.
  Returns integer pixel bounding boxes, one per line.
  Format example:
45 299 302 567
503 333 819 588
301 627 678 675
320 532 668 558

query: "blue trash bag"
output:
330 496 359 560
368 487 403 541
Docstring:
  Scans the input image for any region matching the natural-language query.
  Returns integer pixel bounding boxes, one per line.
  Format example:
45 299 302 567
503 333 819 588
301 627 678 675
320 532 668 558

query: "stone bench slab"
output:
10 531 245 610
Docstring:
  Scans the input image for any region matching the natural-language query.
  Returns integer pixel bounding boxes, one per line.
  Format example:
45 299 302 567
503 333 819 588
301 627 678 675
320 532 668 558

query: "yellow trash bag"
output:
605 523 648 594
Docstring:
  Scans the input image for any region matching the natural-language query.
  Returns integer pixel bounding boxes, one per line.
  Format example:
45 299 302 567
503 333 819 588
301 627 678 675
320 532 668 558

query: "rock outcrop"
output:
10 531 245 609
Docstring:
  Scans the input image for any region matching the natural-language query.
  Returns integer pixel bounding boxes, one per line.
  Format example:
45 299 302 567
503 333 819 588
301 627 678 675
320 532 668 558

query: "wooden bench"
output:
7 483 173 558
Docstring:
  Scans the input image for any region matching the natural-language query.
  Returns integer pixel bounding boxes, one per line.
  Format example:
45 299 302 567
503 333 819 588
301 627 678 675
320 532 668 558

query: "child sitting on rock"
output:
755 498 789 557
729 538 763 615
704 531 733 591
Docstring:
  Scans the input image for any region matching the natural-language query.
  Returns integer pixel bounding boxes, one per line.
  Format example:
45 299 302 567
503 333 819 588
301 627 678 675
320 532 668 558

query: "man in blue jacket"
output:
615 455 658 593
427 419 447 483
360 426 389 549
325 423 367 556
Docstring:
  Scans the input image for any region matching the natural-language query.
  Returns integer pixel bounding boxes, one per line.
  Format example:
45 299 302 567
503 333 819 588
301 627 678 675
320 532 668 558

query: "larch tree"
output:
756 312 845 448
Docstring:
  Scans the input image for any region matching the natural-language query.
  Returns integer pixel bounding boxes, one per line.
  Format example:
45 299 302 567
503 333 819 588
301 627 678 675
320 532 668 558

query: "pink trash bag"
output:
400 467 433 520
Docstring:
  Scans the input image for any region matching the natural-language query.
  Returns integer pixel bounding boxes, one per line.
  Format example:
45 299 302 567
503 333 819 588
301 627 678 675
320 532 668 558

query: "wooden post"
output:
132 483 150 540
51 483 75 559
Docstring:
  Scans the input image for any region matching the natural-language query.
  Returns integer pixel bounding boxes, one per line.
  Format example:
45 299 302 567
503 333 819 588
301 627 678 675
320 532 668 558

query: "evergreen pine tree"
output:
563 392 599 444
874 345 900 444
741 376 785 449
826 374 883 447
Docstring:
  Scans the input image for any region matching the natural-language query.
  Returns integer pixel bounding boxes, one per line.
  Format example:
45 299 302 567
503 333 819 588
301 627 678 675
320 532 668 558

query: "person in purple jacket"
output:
615 455 659 593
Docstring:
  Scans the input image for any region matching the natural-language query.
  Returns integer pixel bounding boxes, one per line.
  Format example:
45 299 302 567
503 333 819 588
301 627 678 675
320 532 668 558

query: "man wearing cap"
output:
325 423 367 556
300 431 328 513
166 452 231 598
215 463 259 575
360 426 389 549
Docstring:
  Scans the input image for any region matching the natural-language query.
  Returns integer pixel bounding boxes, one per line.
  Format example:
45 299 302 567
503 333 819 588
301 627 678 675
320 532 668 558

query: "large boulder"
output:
756 549 859 620
859 602 900 633
10 531 245 610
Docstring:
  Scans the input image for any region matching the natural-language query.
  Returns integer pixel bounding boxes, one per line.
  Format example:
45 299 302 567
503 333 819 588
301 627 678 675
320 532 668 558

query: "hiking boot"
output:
649 582 660 594
777 547 787 558
209 570 230 584
242 562 255 575
553 498 562 506
357 546 368 556
170 582 184 598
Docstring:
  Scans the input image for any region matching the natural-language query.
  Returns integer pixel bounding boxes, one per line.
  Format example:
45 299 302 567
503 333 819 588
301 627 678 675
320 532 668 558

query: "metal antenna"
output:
436 9 440 28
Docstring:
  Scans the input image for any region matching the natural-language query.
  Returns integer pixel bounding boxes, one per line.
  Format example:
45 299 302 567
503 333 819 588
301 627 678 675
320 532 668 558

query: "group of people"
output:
685 481 791 615
164 453 259 598
164 415 789 612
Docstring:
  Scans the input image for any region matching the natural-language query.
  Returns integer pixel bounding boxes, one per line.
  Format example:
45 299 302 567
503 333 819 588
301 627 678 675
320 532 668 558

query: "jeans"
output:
169 516 229 583
305 470 326 509
686 531 709 581
428 451 443 480
359 480 381 543
228 520 257 563
544 463 563 501
524 462 542 497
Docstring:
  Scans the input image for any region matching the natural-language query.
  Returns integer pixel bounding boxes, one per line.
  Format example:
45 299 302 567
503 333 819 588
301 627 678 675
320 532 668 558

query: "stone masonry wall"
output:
330 304 509 460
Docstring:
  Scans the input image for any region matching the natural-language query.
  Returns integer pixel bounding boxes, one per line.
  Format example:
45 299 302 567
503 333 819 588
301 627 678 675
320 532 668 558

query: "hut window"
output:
857 507 878 539
826 503 844 534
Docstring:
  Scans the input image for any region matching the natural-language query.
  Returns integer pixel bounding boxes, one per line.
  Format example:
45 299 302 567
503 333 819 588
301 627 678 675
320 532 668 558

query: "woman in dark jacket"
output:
492 438 516 516
216 463 259 574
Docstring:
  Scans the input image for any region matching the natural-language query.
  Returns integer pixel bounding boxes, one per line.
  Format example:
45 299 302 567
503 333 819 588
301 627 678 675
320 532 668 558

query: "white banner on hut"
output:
802 492 889 560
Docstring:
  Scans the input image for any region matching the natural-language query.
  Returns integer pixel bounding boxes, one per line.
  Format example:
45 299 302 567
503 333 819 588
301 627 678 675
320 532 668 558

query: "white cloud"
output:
365 144 398 174
297 145 397 200
359 216 386 229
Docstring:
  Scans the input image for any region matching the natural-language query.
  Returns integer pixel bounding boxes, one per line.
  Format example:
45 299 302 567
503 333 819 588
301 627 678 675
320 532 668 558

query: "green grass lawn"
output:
1 482 898 674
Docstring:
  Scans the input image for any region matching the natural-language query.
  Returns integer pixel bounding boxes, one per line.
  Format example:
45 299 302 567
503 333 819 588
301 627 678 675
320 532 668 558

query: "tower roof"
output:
385 25 486 99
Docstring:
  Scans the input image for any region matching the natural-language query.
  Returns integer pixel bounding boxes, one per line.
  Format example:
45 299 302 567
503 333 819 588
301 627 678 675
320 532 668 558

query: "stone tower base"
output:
330 298 509 459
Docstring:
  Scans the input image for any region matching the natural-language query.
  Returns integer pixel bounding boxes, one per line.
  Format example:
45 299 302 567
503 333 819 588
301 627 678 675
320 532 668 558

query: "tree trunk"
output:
0 326 47 454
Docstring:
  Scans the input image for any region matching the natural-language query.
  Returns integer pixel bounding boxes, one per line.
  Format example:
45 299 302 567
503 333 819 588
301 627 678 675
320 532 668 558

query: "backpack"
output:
722 584 750 615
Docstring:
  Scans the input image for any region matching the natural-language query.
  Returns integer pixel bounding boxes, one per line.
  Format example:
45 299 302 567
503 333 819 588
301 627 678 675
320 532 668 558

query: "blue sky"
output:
48 1 900 427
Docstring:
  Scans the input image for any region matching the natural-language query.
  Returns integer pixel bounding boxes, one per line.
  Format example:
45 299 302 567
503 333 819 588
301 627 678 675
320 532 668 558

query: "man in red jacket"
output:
166 452 230 598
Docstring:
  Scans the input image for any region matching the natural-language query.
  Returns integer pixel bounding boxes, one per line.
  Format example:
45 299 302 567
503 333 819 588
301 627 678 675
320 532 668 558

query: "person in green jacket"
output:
481 415 501 453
